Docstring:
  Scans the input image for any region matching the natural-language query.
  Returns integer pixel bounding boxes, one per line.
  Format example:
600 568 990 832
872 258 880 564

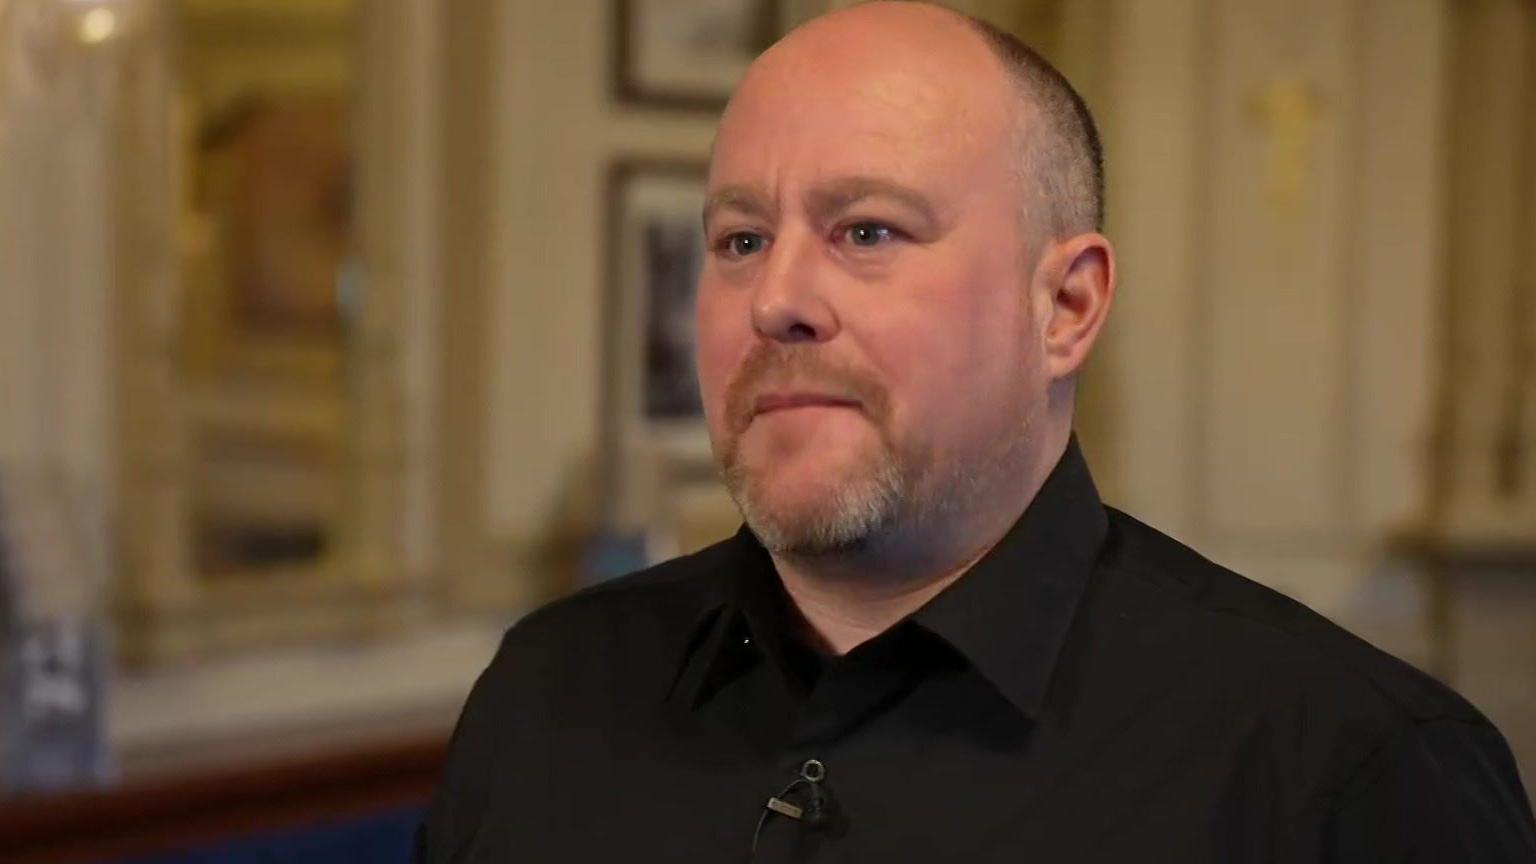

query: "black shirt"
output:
416 438 1536 862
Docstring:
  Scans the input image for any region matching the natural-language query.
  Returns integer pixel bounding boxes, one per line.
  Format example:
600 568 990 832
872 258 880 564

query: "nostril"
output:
786 322 817 341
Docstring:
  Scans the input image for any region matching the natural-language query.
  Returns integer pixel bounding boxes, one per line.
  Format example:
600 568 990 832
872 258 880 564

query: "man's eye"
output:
720 232 766 257
844 223 895 247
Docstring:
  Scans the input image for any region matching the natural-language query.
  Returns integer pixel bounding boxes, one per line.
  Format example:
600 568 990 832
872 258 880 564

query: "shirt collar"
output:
909 434 1106 717
668 435 1107 718
665 524 788 709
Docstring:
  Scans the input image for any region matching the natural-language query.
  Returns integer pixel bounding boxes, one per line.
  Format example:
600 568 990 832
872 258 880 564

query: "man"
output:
417 3 1536 861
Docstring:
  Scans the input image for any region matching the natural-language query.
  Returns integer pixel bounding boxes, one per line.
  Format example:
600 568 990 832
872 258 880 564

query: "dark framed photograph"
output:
614 0 784 110
601 159 715 523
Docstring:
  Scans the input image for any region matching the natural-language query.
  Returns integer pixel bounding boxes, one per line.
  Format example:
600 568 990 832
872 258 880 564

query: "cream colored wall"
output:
1100 0 1445 620
482 4 718 549
1441 0 1536 542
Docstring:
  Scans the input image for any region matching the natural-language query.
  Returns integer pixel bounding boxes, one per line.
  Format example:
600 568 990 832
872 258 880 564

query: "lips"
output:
751 392 861 418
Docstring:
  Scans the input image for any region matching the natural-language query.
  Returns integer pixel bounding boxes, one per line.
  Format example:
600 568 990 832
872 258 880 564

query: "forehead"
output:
709 18 1018 193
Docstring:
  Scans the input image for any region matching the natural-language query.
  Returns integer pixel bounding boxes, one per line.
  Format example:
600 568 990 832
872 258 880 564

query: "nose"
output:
750 228 838 344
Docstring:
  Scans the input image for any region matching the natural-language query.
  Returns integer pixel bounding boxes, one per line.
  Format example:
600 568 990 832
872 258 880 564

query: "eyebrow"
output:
701 176 941 232
702 185 773 230
803 177 940 230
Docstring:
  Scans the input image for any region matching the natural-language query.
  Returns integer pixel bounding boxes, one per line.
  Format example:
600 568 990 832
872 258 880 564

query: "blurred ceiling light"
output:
78 7 118 44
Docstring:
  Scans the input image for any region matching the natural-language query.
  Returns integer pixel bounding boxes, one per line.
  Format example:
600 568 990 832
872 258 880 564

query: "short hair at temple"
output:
959 13 1106 239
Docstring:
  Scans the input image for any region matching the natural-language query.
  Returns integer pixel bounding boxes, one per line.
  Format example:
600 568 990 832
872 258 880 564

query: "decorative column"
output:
0 0 156 791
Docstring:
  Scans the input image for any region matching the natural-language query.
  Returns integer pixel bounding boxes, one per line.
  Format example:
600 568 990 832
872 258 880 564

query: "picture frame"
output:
112 0 423 667
613 0 784 111
600 159 717 528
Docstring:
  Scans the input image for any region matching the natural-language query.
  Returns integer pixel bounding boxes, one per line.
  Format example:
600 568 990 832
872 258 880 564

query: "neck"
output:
771 430 1070 656
771 541 993 656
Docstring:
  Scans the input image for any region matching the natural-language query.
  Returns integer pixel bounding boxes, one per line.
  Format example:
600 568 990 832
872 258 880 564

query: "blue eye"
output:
722 232 766 257
845 223 894 247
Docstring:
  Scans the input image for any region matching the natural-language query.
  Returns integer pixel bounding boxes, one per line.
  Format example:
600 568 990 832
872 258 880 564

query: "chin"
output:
728 453 906 557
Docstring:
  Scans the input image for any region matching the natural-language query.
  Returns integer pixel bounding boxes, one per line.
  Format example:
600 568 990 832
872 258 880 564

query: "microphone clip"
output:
763 759 829 825
749 759 833 860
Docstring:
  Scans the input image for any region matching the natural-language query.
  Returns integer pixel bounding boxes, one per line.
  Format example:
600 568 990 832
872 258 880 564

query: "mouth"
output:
750 391 862 420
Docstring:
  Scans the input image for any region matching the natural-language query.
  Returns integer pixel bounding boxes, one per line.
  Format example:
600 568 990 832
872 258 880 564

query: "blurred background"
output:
0 0 1532 860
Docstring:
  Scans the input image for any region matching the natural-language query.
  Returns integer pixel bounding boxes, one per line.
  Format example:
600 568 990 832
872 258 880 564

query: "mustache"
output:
723 344 890 434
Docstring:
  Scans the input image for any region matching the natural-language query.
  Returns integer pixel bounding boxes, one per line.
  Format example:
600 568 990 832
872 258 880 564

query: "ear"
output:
1032 232 1116 381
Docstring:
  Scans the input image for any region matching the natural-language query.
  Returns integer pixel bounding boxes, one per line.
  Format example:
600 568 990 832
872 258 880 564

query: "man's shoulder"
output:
1100 507 1486 730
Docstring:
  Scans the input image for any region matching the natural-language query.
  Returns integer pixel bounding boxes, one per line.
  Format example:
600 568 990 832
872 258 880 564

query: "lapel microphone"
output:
749 759 833 859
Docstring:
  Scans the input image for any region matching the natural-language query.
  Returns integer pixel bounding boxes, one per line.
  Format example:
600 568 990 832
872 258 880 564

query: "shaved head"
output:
958 13 1105 237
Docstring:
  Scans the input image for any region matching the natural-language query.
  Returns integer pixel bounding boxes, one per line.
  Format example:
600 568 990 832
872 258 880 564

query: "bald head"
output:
720 1 1103 242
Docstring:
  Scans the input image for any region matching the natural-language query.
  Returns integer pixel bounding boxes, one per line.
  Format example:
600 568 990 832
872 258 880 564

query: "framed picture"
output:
200 95 352 335
601 159 716 525
614 0 784 110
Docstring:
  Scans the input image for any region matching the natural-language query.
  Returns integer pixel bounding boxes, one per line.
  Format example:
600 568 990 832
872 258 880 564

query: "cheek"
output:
888 336 990 436
694 284 747 422
875 272 1034 439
